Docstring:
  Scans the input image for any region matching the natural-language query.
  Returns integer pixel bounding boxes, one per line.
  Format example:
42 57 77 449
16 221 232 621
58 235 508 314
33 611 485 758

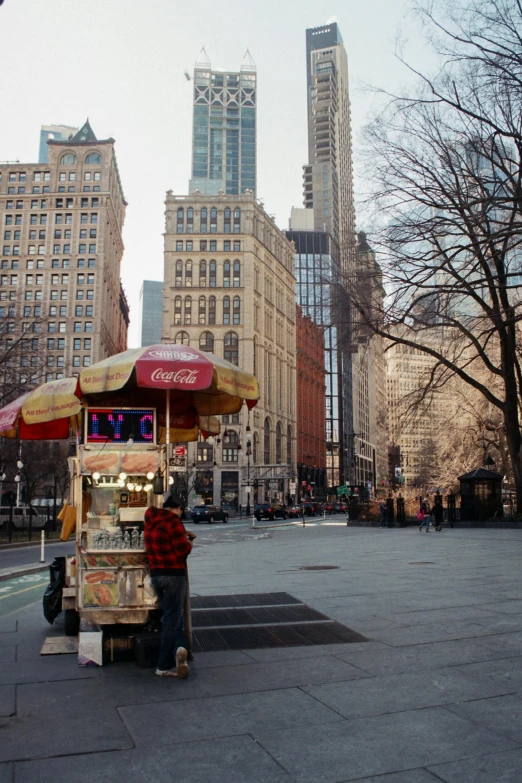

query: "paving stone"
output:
392 606 512 626
119 687 344 746
428 748 522 782
0 647 15 664
17 672 210 716
483 599 522 615
182 649 255 668
0 706 133 763
13 735 293 783
451 656 522 691
0 686 15 717
446 693 522 743
253 706 519 782
244 640 384 663
303 666 516 719
370 621 499 647
0 764 13 783
335 636 501 676
0 620 16 634
0 655 101 686
190 653 369 696
349 770 442 783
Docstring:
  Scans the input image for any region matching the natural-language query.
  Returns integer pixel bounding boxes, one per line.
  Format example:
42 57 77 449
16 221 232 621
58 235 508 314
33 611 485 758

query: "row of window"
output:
174 330 239 364
5 197 100 210
204 420 293 466
176 206 241 234
3 243 96 255
2 155 100 183
46 355 91 367
47 337 92 350
2 185 101 195
60 152 101 165
175 259 241 288
176 239 241 252
173 295 241 325
1 258 97 271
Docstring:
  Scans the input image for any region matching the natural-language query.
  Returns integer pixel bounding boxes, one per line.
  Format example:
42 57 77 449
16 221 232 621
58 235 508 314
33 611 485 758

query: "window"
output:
210 208 217 233
199 331 214 352
234 208 241 233
175 260 183 287
276 422 282 464
185 260 192 286
223 261 231 287
223 296 230 324
85 321 93 332
224 208 231 233
200 240 207 251
264 418 271 464
177 207 184 233
184 296 192 324
84 172 92 181
209 260 216 287
90 213 97 223
200 207 207 233
199 260 207 286
222 430 239 463
75 306 83 316
233 260 241 287
175 331 189 345
197 444 213 463
176 240 183 252
73 356 80 367
187 207 194 233
174 296 182 324
80 213 88 224
83 356 91 366
198 295 206 324
65 213 72 223
73 322 82 332
47 338 55 350
73 338 81 350
60 154 76 165
88 244 96 253
81 198 88 208
85 153 101 164
224 331 238 365
85 305 93 316
79 244 86 253
77 259 85 268
233 296 240 324
208 295 216 325
23 306 31 317
84 338 91 349
5 216 12 225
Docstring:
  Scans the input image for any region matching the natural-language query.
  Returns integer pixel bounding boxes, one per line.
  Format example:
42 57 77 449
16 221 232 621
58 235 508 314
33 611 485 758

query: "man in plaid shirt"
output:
144 495 195 677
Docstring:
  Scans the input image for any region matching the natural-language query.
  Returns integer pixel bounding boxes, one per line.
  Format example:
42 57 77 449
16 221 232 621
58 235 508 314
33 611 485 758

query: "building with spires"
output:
189 48 257 197
0 120 129 389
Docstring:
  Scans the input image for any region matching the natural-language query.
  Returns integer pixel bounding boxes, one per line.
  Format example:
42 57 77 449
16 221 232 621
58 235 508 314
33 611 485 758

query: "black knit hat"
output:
163 495 185 510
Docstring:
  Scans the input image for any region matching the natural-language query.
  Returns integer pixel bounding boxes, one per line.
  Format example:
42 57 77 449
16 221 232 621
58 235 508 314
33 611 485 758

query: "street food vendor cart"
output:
0 344 259 663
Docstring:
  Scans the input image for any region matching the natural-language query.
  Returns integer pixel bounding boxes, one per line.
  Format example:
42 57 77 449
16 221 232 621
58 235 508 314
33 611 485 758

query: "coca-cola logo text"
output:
149 350 199 361
151 368 199 384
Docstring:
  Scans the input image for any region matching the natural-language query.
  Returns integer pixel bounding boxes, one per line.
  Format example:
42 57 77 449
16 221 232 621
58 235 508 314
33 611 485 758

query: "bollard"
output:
302 510 305 527
40 530 45 562
251 514 255 529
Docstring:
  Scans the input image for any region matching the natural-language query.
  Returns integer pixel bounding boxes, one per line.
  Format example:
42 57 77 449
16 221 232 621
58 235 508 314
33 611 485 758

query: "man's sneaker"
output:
155 668 178 677
176 647 190 679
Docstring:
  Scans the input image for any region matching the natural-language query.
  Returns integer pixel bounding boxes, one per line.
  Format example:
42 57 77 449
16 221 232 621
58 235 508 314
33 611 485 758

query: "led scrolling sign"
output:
85 408 155 445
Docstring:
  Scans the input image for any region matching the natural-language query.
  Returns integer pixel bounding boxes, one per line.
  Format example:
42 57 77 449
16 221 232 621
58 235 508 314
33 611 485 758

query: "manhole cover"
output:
409 561 435 565
298 565 340 571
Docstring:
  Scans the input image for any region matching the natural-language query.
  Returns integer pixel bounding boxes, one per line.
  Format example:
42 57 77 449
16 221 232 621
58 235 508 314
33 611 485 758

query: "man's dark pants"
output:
151 574 187 671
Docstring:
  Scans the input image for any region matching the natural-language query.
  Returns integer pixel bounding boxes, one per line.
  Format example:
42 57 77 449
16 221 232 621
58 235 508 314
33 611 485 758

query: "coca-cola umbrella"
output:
78 343 259 444
0 376 82 439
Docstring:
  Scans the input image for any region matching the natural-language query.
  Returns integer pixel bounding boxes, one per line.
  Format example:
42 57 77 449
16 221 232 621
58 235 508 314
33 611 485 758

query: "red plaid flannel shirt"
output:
144 507 192 575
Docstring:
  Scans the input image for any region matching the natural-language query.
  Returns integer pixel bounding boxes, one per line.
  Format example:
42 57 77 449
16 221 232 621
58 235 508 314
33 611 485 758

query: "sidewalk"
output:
2 524 522 782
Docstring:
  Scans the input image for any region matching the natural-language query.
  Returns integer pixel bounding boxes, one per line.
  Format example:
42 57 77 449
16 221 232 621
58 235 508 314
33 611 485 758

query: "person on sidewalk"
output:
144 495 195 678
379 501 388 528
433 498 444 531
418 498 431 533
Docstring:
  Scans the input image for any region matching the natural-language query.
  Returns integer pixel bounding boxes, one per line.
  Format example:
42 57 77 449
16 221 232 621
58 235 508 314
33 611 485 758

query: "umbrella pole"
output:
184 565 193 660
165 389 170 493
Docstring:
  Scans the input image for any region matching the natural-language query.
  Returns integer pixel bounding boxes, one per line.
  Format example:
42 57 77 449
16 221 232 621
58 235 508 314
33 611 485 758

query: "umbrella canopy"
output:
0 377 82 439
79 344 259 414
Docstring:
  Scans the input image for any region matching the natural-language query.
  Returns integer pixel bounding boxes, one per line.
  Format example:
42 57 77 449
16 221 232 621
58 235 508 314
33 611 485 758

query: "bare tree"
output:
355 0 522 510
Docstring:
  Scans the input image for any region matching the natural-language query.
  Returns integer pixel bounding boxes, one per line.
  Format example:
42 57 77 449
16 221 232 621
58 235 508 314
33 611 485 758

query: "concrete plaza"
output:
1 522 522 782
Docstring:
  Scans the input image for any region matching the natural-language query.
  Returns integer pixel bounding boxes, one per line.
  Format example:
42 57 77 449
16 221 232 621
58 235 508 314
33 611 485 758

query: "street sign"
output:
337 485 348 496
173 446 186 456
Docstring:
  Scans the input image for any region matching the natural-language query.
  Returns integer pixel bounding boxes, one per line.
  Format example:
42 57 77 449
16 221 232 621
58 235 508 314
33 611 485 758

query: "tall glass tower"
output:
189 48 257 196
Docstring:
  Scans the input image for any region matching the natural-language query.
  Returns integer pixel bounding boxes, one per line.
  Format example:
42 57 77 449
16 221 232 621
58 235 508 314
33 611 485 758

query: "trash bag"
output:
43 556 65 624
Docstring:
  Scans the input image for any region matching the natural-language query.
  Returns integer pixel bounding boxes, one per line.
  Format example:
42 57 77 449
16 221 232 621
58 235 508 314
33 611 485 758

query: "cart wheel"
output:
222 515 228 523
64 608 79 637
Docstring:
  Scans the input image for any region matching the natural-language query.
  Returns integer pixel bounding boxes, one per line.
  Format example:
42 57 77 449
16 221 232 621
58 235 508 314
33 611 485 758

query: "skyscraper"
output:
189 48 257 197
140 280 163 346
0 120 129 391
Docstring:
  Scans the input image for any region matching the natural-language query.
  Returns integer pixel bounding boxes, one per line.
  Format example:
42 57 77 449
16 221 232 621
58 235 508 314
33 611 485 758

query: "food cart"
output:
0 344 259 665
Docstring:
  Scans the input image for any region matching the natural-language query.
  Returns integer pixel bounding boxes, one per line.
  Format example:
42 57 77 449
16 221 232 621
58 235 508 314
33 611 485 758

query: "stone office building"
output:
163 191 297 509
0 120 129 389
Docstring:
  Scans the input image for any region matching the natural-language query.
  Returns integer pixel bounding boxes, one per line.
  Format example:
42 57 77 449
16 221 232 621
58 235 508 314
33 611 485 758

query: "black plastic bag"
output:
42 556 65 624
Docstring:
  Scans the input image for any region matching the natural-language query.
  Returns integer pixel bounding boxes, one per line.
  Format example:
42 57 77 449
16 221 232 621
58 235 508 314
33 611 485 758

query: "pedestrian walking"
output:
433 498 444 532
379 501 388 528
418 498 431 533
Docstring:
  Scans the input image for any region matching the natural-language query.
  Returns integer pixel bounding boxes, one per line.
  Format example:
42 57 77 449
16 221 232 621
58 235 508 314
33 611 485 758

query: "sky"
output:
0 0 429 347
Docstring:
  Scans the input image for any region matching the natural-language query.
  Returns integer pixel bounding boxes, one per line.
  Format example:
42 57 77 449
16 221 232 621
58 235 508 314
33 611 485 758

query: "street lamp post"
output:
246 439 252 515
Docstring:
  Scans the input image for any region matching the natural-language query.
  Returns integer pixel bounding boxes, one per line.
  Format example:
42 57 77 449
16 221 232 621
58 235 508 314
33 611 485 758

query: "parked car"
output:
254 502 288 521
302 501 321 517
321 502 334 514
287 505 303 518
332 502 346 514
190 505 229 524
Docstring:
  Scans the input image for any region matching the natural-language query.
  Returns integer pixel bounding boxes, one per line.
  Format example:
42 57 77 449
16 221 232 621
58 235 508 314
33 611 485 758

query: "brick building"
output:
296 306 326 498
0 119 129 391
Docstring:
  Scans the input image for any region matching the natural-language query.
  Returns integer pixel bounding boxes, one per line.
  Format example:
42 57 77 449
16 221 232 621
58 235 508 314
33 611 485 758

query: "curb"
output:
0 564 49 582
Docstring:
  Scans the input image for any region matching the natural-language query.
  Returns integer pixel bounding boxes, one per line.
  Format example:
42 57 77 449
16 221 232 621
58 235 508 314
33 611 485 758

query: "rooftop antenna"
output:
241 49 257 72
195 46 211 70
